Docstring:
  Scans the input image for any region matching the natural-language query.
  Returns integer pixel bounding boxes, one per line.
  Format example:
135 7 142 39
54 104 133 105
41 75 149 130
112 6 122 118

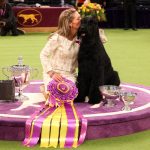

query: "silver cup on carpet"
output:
2 56 38 101
99 85 121 107
121 92 137 111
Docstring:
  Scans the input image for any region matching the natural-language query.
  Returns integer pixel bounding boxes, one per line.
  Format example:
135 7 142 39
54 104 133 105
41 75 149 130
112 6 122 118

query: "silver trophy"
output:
2 56 38 101
121 92 137 111
99 85 121 107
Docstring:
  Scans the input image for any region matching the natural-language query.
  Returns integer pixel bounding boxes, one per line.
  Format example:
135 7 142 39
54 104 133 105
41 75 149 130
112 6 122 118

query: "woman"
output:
40 8 81 94
22 9 83 149
23 10 84 148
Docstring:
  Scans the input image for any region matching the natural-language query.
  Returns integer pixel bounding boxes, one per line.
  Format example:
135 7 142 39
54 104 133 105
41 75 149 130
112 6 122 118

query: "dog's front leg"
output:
88 82 102 104
88 66 104 104
74 79 88 103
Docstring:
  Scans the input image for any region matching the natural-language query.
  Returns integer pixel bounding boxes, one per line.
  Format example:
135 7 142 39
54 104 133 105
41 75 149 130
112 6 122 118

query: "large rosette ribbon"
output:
23 78 87 148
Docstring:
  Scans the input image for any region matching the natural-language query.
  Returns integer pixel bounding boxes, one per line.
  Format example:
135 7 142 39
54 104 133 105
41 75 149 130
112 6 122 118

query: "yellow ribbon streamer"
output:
24 107 51 146
49 107 62 148
59 105 68 148
40 108 58 147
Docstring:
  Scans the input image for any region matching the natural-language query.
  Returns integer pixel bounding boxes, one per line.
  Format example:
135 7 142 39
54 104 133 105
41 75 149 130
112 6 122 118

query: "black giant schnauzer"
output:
75 16 120 105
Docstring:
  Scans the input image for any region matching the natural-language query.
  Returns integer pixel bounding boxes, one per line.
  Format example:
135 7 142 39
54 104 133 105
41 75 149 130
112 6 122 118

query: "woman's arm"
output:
40 35 57 73
40 34 63 82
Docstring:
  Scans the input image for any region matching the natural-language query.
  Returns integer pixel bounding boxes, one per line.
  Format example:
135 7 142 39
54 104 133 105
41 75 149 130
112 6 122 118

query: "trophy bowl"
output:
121 92 137 111
2 64 30 101
99 85 121 99
2 56 38 101
99 85 121 107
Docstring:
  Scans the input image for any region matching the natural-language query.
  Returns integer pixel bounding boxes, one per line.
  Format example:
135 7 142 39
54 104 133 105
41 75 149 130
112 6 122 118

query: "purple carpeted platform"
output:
0 81 150 141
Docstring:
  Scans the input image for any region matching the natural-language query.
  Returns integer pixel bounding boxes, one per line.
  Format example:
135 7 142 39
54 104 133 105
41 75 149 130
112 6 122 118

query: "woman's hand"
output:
48 71 63 82
52 72 63 82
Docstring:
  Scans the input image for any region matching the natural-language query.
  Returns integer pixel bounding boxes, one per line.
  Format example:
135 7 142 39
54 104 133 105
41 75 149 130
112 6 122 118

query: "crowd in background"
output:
1 0 150 36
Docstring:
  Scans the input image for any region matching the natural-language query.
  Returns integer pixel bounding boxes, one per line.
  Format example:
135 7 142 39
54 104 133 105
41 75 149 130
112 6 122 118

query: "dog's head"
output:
78 16 99 39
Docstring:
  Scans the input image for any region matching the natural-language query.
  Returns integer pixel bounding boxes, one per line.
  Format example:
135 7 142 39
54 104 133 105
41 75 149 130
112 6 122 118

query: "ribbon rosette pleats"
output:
47 78 78 106
23 78 87 148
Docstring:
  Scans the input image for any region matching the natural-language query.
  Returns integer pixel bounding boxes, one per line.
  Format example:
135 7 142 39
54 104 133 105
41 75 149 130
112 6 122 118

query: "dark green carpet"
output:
0 130 150 150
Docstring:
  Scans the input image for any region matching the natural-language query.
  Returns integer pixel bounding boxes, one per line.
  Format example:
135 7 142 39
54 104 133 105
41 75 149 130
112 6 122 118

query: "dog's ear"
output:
92 15 99 23
91 16 99 27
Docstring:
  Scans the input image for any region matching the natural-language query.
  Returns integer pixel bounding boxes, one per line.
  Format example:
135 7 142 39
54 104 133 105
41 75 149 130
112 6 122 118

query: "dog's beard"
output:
78 25 99 39
77 27 86 39
80 33 85 37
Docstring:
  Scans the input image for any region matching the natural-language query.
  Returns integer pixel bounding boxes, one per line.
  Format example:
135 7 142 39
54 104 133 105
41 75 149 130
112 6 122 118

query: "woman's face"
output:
70 11 81 31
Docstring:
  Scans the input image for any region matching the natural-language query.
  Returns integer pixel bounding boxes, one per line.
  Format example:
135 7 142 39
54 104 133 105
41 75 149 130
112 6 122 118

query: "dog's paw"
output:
90 101 103 109
84 96 89 103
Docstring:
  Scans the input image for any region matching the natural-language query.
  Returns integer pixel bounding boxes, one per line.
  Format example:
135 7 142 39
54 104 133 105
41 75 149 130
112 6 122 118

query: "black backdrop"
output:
9 0 150 28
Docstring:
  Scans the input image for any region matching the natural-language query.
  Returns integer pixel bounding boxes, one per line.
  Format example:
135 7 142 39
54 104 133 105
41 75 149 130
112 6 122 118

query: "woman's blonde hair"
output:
57 8 77 38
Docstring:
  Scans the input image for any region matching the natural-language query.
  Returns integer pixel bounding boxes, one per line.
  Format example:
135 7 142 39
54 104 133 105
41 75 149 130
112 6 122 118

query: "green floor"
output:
0 29 150 149
0 129 150 150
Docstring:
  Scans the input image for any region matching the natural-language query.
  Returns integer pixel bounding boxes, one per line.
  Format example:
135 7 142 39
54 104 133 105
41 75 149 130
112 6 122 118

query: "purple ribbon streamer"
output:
63 103 87 148
76 108 88 146
23 106 56 147
23 105 45 145
28 107 55 147
64 103 76 148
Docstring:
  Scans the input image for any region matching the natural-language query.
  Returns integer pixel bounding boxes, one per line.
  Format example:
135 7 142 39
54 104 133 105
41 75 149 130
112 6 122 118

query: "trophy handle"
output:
2 67 10 79
30 68 39 79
